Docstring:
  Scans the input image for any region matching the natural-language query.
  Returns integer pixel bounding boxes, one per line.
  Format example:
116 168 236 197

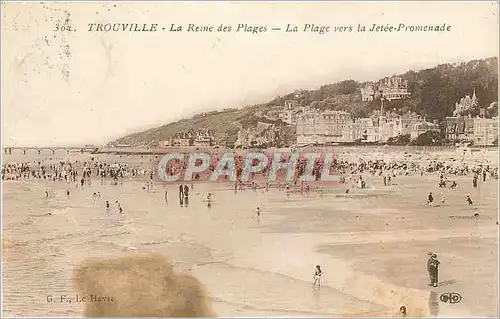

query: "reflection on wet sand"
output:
428 291 439 316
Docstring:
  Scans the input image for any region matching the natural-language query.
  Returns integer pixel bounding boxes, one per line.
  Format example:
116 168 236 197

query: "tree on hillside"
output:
401 57 498 121
487 101 498 118
387 134 411 146
337 80 358 95
409 131 443 146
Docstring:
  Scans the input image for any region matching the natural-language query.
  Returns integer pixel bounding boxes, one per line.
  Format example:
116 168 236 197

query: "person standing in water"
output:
256 207 261 217
164 188 168 203
313 265 323 288
178 184 184 205
178 184 184 198
466 195 474 206
116 201 123 214
206 193 212 208
183 184 189 206
427 192 434 207
66 189 70 199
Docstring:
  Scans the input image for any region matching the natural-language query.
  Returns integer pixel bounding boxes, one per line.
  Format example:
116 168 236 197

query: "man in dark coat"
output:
183 184 190 206
178 184 184 205
428 254 440 287
179 184 184 198
426 252 433 285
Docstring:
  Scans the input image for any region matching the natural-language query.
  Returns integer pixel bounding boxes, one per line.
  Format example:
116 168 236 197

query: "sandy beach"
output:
2 150 498 317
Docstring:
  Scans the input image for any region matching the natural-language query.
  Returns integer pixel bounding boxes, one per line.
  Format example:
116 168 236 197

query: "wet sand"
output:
2 151 498 317
318 237 497 317
2 180 385 317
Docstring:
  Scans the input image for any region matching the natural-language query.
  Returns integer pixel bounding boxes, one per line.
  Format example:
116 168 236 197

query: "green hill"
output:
112 57 498 147
112 109 243 147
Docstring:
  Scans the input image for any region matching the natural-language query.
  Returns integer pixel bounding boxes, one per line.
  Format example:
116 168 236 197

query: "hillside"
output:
113 109 243 147
113 57 498 147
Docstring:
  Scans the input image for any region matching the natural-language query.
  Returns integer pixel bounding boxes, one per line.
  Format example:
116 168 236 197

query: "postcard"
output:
2 1 498 317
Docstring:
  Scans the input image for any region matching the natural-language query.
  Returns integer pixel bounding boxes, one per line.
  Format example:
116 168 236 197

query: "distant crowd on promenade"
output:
2 152 497 192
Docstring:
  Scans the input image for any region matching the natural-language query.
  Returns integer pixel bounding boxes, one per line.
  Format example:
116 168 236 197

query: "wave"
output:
142 239 170 246
2 238 29 249
98 231 132 238
36 231 93 243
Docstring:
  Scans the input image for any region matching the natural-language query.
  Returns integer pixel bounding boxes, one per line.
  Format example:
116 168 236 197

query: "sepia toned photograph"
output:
1 1 499 317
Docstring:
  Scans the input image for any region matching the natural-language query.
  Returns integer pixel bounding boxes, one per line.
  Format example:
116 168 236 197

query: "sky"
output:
2 1 499 147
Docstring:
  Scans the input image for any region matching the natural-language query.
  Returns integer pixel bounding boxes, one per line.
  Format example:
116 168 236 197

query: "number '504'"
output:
54 24 72 32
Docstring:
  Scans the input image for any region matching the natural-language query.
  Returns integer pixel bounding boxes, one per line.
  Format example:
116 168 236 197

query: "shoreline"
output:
2 159 498 317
